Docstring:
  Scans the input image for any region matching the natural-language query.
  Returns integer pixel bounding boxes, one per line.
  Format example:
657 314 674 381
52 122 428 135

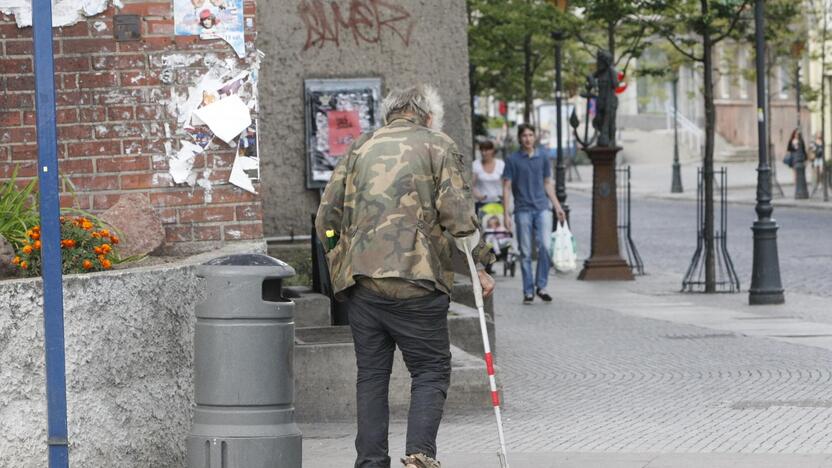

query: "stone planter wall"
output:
0 241 264 467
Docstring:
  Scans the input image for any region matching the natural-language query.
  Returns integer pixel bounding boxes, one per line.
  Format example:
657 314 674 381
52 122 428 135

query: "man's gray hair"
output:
381 84 444 131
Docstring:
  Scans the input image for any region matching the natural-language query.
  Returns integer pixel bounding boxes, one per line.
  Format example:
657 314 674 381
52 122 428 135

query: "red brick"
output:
120 70 160 87
206 186 258 204
194 225 222 241
92 54 146 70
55 57 91 72
10 145 38 161
66 140 121 158
5 75 34 91
57 90 93 107
57 125 93 140
0 93 34 109
96 155 150 172
23 108 77 125
123 139 166 155
95 88 146 105
2 127 37 144
0 161 37 178
56 22 89 37
145 18 174 35
235 204 262 221
173 36 229 51
107 106 135 121
0 58 32 73
0 23 33 39
118 37 172 52
79 106 108 122
120 2 171 16
60 74 78 89
58 158 94 174
157 207 177 224
210 152 236 169
60 193 91 210
150 190 204 207
5 40 33 55
66 174 119 191
135 105 164 120
165 225 192 243
120 173 155 189
179 206 235 223
78 72 117 89
223 223 263 240
95 122 162 139
206 169 232 183
62 38 117 54
0 111 21 126
243 0 255 15
91 193 122 210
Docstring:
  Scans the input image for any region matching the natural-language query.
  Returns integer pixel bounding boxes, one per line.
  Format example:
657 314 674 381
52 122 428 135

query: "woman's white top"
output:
472 158 505 203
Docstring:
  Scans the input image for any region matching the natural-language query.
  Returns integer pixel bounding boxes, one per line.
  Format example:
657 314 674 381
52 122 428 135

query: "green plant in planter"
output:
0 167 39 248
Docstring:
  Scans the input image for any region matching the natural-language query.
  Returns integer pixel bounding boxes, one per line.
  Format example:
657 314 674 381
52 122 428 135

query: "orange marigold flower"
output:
101 244 112 253
82 259 93 270
81 221 93 230
101 259 112 270
98 254 106 263
11 256 20 265
110 236 120 245
59 216 66 223
20 261 28 269
61 239 76 249
91 232 101 239
100 229 110 237
26 229 33 238
22 245 33 254
31 231 40 240
33 240 41 250
93 246 102 255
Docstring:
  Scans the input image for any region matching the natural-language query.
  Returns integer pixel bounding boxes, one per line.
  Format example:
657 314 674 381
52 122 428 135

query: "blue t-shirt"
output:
503 149 552 212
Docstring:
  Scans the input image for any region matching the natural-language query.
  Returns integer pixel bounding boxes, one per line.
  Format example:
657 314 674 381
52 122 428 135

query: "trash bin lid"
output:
197 254 295 279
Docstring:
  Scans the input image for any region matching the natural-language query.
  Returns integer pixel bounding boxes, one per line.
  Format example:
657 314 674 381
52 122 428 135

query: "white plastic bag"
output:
550 221 577 272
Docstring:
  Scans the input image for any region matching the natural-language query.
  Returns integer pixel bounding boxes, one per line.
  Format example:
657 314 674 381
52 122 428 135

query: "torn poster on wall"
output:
0 0 115 28
169 56 261 194
304 78 382 189
174 0 245 58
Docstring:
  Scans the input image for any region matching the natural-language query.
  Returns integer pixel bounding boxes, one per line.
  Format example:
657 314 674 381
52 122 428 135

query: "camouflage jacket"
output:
315 116 493 297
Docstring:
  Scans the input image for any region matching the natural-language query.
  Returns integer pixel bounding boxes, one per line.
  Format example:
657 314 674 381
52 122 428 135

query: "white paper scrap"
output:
229 155 258 194
193 95 251 144
169 141 203 185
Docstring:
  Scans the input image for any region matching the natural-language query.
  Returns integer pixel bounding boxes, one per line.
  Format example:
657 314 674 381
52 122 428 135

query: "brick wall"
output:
0 0 263 253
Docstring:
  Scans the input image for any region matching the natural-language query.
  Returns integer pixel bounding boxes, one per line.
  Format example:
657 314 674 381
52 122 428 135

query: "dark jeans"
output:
346 286 452 468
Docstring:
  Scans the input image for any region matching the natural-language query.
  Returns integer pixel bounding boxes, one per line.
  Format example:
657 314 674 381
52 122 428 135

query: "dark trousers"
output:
346 286 452 468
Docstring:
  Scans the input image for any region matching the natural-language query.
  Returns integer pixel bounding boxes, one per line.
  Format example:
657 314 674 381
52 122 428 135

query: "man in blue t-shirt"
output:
502 124 566 304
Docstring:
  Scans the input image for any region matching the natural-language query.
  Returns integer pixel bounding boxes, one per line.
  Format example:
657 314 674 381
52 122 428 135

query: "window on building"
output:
777 64 791 99
719 48 731 99
738 48 749 100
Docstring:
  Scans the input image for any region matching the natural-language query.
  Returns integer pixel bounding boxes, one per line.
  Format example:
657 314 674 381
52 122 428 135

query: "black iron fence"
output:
616 166 644 275
682 167 740 293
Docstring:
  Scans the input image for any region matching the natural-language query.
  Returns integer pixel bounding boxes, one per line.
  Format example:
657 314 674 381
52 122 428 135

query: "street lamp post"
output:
551 0 570 224
794 55 809 199
671 76 683 193
553 30 570 223
749 0 785 305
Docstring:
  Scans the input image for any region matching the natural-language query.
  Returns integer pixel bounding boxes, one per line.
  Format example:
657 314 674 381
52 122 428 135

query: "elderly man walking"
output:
316 84 495 468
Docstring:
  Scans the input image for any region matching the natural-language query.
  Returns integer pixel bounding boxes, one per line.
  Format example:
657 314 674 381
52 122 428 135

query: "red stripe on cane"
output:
491 390 500 407
485 352 495 375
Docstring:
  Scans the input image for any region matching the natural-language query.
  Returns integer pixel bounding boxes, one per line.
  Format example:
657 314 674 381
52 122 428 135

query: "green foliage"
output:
0 167 39 249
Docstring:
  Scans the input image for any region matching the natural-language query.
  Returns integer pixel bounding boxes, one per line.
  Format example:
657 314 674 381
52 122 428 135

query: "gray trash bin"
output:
187 254 302 468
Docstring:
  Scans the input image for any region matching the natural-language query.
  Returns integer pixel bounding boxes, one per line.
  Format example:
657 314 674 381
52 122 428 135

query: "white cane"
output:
455 232 510 468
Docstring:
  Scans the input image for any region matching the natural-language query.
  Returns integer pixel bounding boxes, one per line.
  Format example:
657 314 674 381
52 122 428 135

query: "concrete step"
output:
294 326 494 422
284 286 331 328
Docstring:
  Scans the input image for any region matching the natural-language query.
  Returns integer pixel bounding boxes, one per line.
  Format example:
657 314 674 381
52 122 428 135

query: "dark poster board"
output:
304 78 382 189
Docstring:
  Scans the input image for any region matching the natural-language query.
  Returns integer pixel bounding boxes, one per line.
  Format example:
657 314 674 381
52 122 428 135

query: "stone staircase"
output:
285 283 495 423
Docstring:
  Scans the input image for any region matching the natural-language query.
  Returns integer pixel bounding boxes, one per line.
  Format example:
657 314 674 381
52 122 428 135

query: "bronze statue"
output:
592 50 618 147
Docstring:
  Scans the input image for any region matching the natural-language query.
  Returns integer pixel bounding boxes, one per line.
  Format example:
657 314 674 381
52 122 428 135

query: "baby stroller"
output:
479 202 518 277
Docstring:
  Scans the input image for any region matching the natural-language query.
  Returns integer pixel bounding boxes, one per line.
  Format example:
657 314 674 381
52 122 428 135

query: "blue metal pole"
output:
32 3 70 467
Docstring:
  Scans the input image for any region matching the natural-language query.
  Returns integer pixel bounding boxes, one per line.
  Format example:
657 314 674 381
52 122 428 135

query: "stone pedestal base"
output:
579 145 634 281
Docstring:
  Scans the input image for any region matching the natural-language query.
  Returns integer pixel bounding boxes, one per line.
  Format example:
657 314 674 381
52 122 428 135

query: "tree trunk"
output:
701 0 716 293
607 20 616 59
523 33 533 124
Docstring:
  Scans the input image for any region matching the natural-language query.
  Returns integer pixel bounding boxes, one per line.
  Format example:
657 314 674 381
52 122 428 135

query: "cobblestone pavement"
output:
566 192 832 298
302 193 832 467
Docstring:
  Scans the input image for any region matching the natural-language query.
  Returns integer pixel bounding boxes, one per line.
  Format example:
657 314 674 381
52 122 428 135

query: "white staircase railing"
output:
665 101 704 157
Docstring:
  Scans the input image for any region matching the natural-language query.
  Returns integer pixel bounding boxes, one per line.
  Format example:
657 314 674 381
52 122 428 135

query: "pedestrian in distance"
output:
471 140 505 212
810 132 825 187
502 124 566 304
315 84 496 468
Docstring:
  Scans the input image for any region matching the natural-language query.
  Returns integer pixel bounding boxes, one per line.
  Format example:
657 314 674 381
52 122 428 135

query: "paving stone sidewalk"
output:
301 269 832 467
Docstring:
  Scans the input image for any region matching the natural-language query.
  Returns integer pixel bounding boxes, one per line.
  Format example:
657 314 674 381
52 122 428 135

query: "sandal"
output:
401 453 441 468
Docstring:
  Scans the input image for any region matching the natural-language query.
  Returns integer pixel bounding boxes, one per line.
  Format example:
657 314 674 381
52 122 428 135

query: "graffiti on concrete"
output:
298 0 415 50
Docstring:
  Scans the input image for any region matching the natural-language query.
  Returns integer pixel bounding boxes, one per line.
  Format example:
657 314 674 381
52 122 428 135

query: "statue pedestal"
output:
578 146 634 281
